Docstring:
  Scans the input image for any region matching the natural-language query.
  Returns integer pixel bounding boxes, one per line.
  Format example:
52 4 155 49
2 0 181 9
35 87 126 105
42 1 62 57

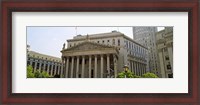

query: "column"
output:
113 54 117 78
81 56 85 78
134 61 137 75
144 64 147 73
158 51 166 78
128 60 131 70
88 55 92 78
34 61 37 72
47 62 50 74
100 55 104 78
94 55 97 78
141 64 144 75
43 62 46 72
57 64 60 75
50 63 54 76
30 60 33 67
54 64 57 75
168 47 173 71
39 61 42 72
76 56 80 78
137 63 140 76
136 62 139 76
71 56 74 78
107 54 110 78
139 63 142 76
60 60 64 78
65 57 69 78
131 61 134 73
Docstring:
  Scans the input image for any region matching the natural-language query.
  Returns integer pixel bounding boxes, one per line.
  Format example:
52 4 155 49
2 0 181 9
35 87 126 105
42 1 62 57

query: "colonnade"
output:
129 60 147 76
27 59 63 76
62 54 118 78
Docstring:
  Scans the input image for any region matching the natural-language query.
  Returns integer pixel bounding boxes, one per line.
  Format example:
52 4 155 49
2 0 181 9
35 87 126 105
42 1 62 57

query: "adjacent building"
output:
27 47 63 77
156 27 173 78
61 31 148 78
133 27 159 75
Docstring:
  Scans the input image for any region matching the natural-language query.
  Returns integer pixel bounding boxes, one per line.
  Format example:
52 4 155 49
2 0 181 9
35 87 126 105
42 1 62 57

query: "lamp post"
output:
123 65 129 78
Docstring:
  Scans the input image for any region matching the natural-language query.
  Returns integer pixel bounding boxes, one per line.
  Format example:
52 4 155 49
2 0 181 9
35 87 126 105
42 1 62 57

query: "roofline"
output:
66 32 147 49
28 51 61 61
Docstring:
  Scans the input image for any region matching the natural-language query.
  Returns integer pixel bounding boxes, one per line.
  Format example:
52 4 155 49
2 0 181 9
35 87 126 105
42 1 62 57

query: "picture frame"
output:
1 0 199 104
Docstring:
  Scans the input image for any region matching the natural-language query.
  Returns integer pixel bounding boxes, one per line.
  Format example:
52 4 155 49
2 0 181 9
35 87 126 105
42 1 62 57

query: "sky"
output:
27 27 164 58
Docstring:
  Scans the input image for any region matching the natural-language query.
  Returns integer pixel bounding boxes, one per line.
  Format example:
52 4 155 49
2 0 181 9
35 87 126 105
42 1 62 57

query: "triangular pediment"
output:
64 41 116 52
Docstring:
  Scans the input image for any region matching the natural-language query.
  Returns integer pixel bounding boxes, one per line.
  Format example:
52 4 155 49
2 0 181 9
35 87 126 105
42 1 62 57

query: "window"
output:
118 39 120 46
107 40 109 42
165 56 169 60
102 40 104 43
167 64 171 69
168 73 173 78
97 41 99 43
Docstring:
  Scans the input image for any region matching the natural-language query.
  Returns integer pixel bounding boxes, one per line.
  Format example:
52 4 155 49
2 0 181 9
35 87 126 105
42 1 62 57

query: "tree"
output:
27 65 34 78
41 71 51 78
117 69 159 78
117 70 140 78
142 72 158 78
27 65 52 78
34 70 52 78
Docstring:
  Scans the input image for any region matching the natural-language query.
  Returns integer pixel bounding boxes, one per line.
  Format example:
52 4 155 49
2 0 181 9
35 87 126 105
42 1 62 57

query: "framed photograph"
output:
1 0 199 104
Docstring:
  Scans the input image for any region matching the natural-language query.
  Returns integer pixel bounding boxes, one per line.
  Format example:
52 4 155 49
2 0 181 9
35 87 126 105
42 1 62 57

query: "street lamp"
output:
123 65 129 78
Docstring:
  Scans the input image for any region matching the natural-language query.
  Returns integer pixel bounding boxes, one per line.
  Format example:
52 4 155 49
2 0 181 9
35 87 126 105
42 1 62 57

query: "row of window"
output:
124 40 146 55
27 55 61 62
128 51 146 59
28 58 62 65
69 39 121 48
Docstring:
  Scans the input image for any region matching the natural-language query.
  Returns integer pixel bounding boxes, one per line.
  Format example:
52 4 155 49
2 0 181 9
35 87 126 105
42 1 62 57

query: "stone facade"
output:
61 31 148 78
27 50 63 77
156 27 173 78
133 27 159 75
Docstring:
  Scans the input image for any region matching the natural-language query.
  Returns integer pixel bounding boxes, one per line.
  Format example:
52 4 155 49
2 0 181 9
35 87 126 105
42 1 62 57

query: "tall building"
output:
133 27 159 75
61 31 148 78
156 27 173 78
27 48 63 77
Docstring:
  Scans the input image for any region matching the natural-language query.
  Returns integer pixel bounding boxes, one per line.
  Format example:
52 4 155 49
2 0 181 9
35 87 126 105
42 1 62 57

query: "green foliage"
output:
34 70 52 78
34 70 42 78
41 71 51 78
142 72 158 78
27 65 34 78
117 70 138 78
117 69 158 78
27 65 52 78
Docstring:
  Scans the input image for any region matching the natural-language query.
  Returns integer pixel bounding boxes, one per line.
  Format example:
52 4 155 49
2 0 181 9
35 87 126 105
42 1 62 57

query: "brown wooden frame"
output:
1 0 199 104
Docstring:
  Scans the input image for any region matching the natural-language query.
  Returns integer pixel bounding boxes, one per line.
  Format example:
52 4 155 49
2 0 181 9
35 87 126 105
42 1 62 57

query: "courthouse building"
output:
156 27 173 78
27 45 63 77
61 31 148 78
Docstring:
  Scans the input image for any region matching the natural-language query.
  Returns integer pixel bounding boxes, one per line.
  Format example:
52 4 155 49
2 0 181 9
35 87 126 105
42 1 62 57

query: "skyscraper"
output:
133 27 159 75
